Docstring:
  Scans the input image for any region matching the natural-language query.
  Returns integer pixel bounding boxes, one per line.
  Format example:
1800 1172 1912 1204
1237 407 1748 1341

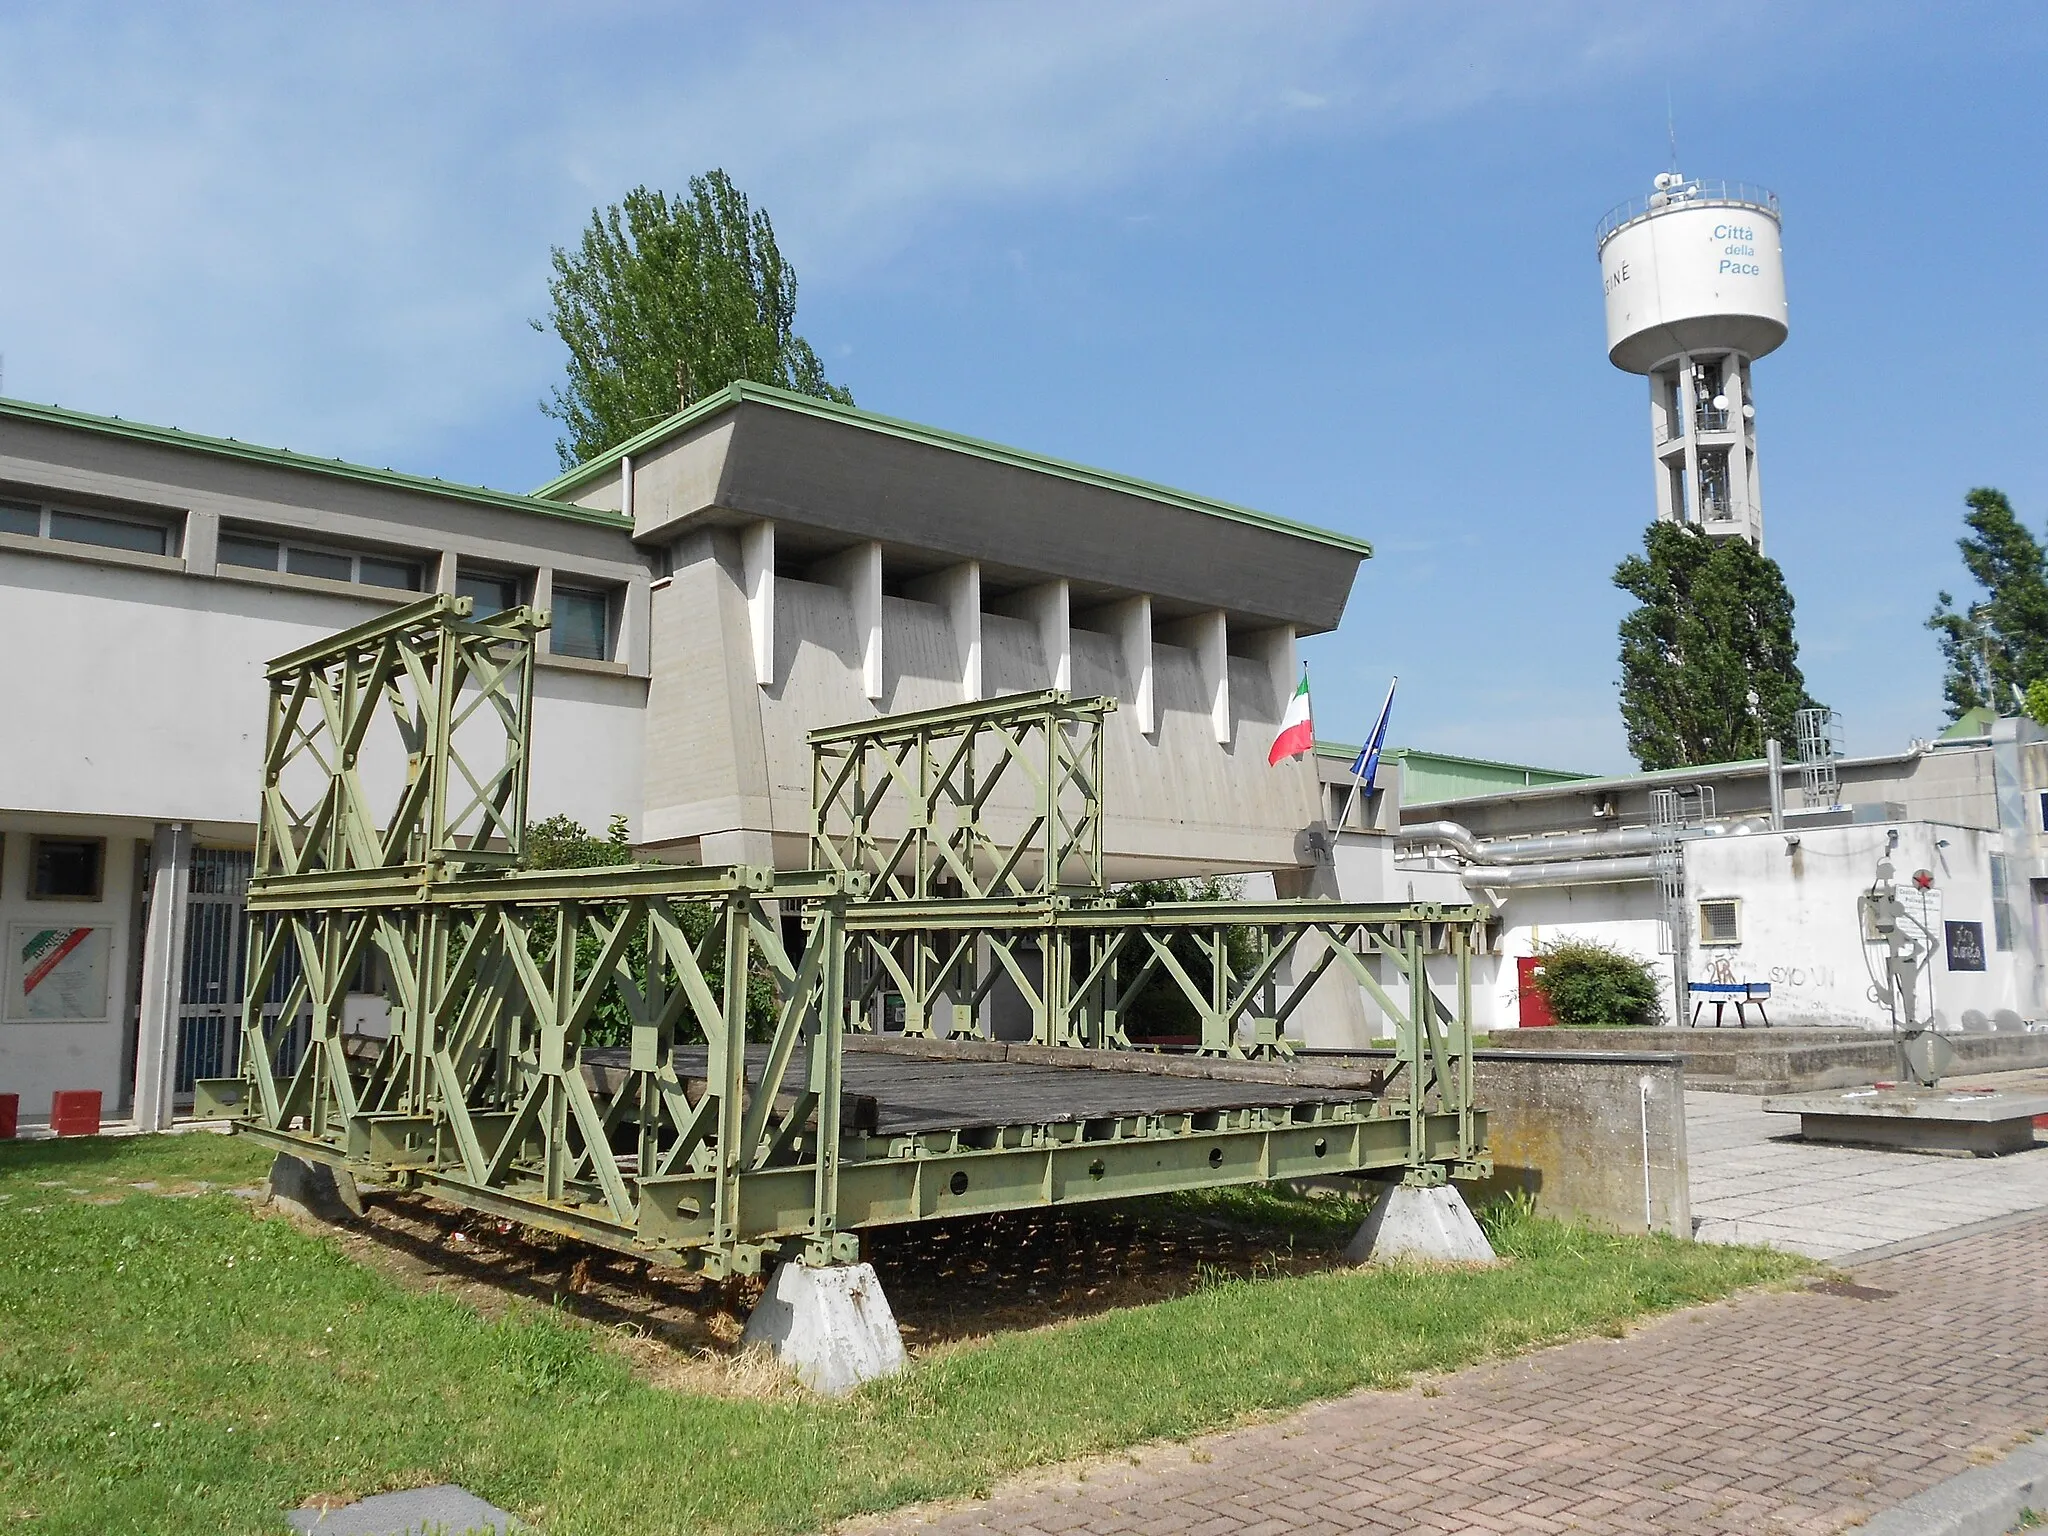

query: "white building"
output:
1372 720 2048 1035
0 384 1371 1129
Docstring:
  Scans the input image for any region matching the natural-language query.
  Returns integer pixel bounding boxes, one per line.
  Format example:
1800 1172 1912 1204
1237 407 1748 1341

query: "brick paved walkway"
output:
863 1214 2048 1535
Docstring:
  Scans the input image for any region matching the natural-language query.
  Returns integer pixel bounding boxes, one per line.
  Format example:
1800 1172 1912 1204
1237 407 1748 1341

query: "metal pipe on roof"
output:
1766 737 1785 831
1397 820 1662 864
1457 854 1663 890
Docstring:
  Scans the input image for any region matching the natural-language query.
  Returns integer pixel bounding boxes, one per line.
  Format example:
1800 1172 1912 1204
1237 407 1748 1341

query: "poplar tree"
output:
538 171 851 467
1926 489 2048 720
1614 522 1816 770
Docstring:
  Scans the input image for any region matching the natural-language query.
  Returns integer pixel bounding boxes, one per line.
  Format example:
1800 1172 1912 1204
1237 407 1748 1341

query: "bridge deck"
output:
580 1040 1382 1138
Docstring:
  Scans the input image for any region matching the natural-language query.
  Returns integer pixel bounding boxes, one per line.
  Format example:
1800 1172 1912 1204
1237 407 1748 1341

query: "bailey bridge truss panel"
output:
212 608 1489 1276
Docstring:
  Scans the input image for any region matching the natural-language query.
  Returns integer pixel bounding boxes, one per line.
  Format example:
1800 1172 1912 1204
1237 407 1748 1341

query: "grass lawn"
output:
1 1132 1809 1536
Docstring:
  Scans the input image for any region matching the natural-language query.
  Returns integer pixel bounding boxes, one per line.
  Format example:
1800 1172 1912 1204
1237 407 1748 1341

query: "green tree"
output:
538 171 852 466
520 813 777 1046
1613 522 1816 771
1926 489 2048 721
1111 876 1254 1042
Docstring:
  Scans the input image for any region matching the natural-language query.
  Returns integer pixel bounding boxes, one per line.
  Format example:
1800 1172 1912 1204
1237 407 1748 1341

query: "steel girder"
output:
213 611 1491 1275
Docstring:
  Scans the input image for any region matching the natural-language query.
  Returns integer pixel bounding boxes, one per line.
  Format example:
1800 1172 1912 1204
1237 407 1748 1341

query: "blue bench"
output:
1690 981 1772 1028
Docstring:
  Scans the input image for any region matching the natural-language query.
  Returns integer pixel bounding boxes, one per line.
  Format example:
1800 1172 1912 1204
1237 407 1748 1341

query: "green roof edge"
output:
0 397 632 532
532 381 1375 558
1311 740 1592 777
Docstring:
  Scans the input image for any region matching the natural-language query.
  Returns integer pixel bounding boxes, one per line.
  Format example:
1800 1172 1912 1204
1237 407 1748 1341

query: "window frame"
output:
217 525 423 593
1697 897 1742 947
0 495 177 557
27 836 106 903
455 565 528 617
549 582 615 661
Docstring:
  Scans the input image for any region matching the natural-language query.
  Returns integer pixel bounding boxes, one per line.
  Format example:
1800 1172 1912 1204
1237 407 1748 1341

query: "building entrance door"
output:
174 848 252 1103
172 848 308 1106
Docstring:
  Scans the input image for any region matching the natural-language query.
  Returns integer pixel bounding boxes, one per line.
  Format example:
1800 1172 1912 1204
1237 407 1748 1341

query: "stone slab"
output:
740 1260 907 1395
1764 1088 2048 1123
1765 1088 2048 1156
284 1484 519 1535
1343 1183 1497 1264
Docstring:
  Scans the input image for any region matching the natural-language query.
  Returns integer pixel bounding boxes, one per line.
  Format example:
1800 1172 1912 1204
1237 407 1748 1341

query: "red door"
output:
1517 956 1556 1027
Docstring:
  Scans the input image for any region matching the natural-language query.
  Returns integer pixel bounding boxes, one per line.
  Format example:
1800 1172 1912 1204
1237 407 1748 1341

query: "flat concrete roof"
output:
539 382 1371 634
0 396 631 532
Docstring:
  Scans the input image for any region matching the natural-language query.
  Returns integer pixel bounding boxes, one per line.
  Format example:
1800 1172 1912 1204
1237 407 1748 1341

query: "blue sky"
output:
3 2 2043 772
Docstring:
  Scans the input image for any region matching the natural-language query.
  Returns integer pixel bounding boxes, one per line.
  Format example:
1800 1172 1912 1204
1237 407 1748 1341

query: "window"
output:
219 533 281 570
357 556 417 590
219 528 421 592
48 509 169 555
1698 898 1741 946
552 585 611 660
2039 789 2048 832
0 497 174 555
457 569 523 615
29 837 104 901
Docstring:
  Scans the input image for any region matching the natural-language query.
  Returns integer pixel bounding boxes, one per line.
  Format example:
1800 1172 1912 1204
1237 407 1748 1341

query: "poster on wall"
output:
5 925 111 1023
1944 920 1987 972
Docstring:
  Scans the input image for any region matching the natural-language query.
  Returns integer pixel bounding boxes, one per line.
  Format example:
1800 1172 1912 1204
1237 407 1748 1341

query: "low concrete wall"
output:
1468 1051 1690 1239
1492 1025 2048 1092
1307 1048 1691 1238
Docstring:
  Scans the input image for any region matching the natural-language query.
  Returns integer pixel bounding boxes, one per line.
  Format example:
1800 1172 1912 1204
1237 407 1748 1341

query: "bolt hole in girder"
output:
1208 1147 1224 1168
949 1171 970 1196
1313 1137 1328 1158
1088 1158 1106 1181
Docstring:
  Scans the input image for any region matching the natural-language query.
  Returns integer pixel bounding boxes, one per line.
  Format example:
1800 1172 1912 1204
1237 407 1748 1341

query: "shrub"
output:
1527 937 1664 1027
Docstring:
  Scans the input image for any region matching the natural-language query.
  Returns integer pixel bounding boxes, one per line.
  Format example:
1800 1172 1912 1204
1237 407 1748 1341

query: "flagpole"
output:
1338 677 1398 836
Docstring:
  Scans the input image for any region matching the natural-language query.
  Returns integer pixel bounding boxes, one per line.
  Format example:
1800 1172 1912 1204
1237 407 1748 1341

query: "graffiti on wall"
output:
1701 953 1839 993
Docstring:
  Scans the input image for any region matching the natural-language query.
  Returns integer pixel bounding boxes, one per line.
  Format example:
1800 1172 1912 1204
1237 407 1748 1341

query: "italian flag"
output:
1268 669 1315 764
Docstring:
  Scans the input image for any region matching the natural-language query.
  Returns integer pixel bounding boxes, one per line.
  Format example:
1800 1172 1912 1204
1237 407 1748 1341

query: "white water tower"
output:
1597 172 1787 549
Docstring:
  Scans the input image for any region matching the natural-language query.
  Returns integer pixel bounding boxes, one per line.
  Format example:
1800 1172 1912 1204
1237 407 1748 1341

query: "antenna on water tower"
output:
1666 88 1679 173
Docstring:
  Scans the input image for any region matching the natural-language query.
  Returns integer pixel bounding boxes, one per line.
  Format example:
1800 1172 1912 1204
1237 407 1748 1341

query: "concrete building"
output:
0 382 1369 1129
1386 720 2048 1036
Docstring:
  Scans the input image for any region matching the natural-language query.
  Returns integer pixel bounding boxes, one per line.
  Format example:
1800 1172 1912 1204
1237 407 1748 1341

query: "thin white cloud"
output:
0 0 1815 472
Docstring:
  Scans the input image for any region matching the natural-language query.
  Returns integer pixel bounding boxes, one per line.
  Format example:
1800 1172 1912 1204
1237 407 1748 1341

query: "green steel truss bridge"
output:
208 596 1489 1277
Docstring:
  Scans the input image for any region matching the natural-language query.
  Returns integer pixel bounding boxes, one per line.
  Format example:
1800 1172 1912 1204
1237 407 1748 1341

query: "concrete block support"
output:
741 1260 907 1395
182 508 219 575
1096 595 1154 735
812 541 883 700
741 520 775 687
268 1152 366 1223
528 567 554 655
130 821 192 1132
907 560 982 702
1343 1183 1496 1264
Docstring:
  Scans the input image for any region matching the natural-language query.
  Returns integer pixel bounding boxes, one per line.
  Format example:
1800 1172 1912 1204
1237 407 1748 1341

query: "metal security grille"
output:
1698 898 1742 946
175 849 307 1097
